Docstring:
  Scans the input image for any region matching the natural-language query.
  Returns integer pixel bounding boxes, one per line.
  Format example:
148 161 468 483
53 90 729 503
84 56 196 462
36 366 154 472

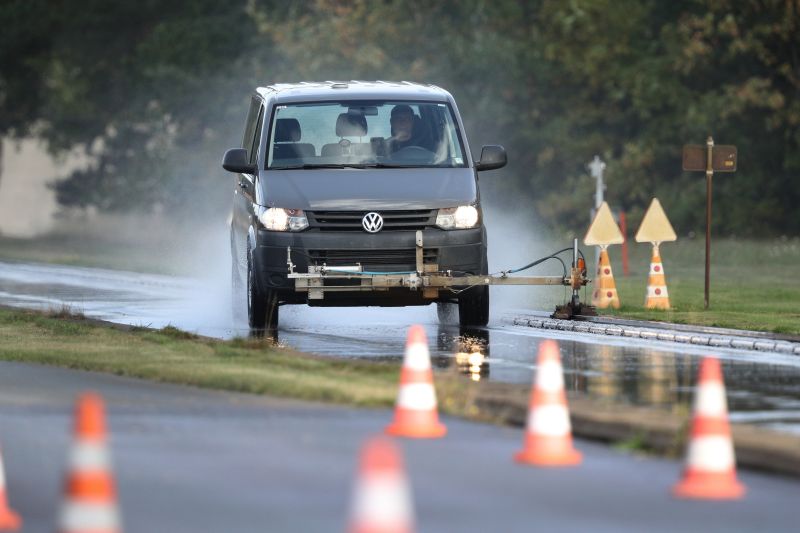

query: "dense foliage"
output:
0 0 797 236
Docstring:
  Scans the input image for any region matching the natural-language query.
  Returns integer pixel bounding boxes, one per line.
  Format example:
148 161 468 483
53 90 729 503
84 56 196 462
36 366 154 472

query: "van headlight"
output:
258 208 309 231
436 206 480 229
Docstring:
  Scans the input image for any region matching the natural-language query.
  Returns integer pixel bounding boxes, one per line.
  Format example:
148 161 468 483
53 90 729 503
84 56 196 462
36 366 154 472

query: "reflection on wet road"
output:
1 260 799 434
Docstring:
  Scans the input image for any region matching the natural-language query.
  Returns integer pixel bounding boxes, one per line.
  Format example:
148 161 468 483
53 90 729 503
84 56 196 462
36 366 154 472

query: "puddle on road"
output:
428 326 800 435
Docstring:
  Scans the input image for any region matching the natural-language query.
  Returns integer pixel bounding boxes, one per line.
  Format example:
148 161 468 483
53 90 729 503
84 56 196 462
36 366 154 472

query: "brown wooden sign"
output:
682 144 737 172
712 145 737 172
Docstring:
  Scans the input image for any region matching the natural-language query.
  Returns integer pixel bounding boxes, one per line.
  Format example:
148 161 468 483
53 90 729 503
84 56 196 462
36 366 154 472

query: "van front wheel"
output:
247 252 279 331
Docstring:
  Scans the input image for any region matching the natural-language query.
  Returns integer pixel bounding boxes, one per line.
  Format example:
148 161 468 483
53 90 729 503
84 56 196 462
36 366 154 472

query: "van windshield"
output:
266 101 467 169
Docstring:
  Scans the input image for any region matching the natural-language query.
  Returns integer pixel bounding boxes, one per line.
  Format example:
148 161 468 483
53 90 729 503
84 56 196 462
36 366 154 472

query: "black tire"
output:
458 285 489 327
247 251 279 331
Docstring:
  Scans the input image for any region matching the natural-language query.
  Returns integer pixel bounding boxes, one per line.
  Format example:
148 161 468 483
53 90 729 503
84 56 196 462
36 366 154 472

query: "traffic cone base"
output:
386 418 447 439
514 436 582 466
0 447 21 531
0 494 21 531
673 472 745 500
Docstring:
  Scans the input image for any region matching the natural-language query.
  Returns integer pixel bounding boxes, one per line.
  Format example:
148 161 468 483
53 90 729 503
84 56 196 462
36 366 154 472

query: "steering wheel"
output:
391 145 436 162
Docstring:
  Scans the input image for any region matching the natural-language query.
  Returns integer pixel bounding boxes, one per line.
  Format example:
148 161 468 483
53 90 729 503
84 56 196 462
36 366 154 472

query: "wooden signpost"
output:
682 137 737 309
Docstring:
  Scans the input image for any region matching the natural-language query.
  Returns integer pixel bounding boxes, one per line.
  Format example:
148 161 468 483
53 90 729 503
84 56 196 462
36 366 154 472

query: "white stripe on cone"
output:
403 343 431 371
694 382 728 417
396 383 437 411
535 361 565 392
527 405 572 437
646 285 668 298
351 473 413 527
649 263 664 275
59 502 120 531
69 441 110 471
685 436 736 472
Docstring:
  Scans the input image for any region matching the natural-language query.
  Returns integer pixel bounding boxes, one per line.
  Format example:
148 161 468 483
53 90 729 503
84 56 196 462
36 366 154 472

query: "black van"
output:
222 81 506 330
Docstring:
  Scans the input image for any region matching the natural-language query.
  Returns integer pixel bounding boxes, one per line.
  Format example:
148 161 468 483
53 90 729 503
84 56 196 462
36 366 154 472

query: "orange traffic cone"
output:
385 325 446 438
673 357 745 500
58 393 122 533
515 340 582 466
592 247 620 309
0 446 21 531
348 436 414 533
645 244 670 309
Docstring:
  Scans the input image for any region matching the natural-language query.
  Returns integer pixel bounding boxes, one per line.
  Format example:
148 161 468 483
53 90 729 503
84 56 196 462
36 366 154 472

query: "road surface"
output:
1 361 798 533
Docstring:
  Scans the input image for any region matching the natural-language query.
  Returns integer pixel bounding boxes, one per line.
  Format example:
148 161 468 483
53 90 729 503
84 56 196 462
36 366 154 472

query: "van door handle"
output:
239 182 248 190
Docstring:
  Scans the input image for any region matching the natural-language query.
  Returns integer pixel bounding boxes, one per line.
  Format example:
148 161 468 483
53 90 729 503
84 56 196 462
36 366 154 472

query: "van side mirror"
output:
222 148 256 174
475 145 507 171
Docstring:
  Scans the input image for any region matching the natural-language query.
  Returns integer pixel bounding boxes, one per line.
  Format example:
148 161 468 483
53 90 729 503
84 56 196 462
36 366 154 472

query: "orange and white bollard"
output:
645 244 670 309
58 393 122 533
514 340 582 466
592 247 620 309
673 357 745 500
348 436 415 533
385 325 446 439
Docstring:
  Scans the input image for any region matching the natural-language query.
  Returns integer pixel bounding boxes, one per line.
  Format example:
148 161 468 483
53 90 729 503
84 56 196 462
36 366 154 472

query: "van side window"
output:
250 105 265 166
241 97 261 151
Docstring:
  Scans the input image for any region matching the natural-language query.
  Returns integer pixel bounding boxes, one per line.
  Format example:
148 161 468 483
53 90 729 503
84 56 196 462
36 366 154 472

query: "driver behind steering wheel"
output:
388 104 427 154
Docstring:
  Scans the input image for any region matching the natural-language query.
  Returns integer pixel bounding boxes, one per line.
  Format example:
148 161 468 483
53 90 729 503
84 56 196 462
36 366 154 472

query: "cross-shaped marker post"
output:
587 155 607 269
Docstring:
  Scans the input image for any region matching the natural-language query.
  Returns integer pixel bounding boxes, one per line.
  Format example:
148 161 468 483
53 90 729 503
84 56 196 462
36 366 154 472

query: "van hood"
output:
259 168 478 210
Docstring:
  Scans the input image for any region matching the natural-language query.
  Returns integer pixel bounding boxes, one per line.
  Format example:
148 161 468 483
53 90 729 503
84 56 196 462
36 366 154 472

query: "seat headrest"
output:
275 118 301 142
336 112 367 137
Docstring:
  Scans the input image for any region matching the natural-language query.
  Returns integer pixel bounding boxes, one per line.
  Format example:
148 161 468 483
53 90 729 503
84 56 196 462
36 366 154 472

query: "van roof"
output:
255 80 453 103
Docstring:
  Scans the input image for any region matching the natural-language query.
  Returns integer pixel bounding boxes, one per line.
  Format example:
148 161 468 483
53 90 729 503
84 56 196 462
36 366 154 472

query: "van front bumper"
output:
252 226 487 305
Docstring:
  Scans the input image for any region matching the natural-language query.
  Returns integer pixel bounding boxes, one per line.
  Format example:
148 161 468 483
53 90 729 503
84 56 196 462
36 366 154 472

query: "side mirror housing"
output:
475 145 507 172
222 148 256 174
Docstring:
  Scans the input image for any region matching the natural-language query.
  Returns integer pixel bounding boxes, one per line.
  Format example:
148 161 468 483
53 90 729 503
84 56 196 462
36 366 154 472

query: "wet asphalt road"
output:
1 361 799 533
1 260 799 434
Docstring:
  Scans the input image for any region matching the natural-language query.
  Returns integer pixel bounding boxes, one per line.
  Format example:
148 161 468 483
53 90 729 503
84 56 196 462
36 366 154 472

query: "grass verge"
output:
0 307 399 407
591 237 800 335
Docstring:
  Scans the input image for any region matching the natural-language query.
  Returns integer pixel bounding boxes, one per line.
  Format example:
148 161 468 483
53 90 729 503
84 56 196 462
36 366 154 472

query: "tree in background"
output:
0 0 797 236
0 0 259 215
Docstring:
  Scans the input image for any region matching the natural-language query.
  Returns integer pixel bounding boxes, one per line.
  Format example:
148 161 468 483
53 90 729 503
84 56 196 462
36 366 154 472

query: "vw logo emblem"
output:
362 212 384 233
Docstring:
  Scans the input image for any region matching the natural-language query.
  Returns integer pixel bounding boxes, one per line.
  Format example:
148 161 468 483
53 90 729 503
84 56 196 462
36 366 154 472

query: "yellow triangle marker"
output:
635 198 677 243
584 202 624 246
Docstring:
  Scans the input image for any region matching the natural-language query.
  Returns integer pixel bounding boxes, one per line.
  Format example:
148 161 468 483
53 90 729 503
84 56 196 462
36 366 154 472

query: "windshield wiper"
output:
270 163 371 170
269 163 444 170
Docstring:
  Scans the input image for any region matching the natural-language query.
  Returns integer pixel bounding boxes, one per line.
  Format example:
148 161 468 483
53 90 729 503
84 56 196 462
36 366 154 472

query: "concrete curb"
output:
467 381 800 477
510 314 800 355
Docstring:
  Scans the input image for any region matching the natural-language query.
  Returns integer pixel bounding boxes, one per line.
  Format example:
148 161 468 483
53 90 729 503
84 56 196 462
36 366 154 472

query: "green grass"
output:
0 307 401 407
592 237 800 335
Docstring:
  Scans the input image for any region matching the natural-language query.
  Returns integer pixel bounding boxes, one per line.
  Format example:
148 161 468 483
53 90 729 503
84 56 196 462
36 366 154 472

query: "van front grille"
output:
307 210 436 231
